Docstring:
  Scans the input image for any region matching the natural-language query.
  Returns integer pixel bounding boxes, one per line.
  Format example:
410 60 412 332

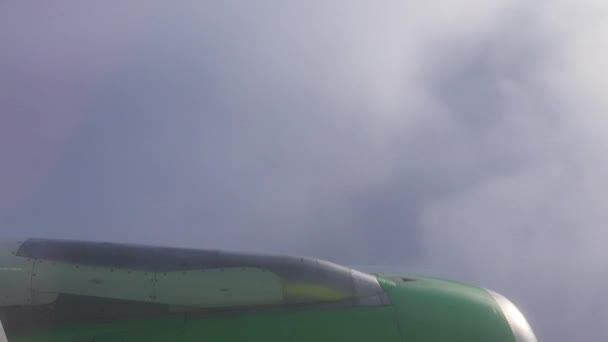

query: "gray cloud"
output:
2 1 608 341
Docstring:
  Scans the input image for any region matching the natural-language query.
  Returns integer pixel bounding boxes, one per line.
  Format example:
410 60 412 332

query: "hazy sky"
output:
2 1 607 341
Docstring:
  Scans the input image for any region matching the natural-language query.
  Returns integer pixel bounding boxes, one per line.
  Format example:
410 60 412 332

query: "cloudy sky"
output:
2 1 607 340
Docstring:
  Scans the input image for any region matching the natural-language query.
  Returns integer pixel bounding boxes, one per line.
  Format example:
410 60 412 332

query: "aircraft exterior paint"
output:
0 239 536 341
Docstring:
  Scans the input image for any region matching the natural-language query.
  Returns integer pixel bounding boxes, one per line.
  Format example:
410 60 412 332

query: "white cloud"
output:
3 1 608 340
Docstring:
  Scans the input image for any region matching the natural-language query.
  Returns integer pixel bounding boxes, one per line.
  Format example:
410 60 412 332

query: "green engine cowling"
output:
379 274 537 342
